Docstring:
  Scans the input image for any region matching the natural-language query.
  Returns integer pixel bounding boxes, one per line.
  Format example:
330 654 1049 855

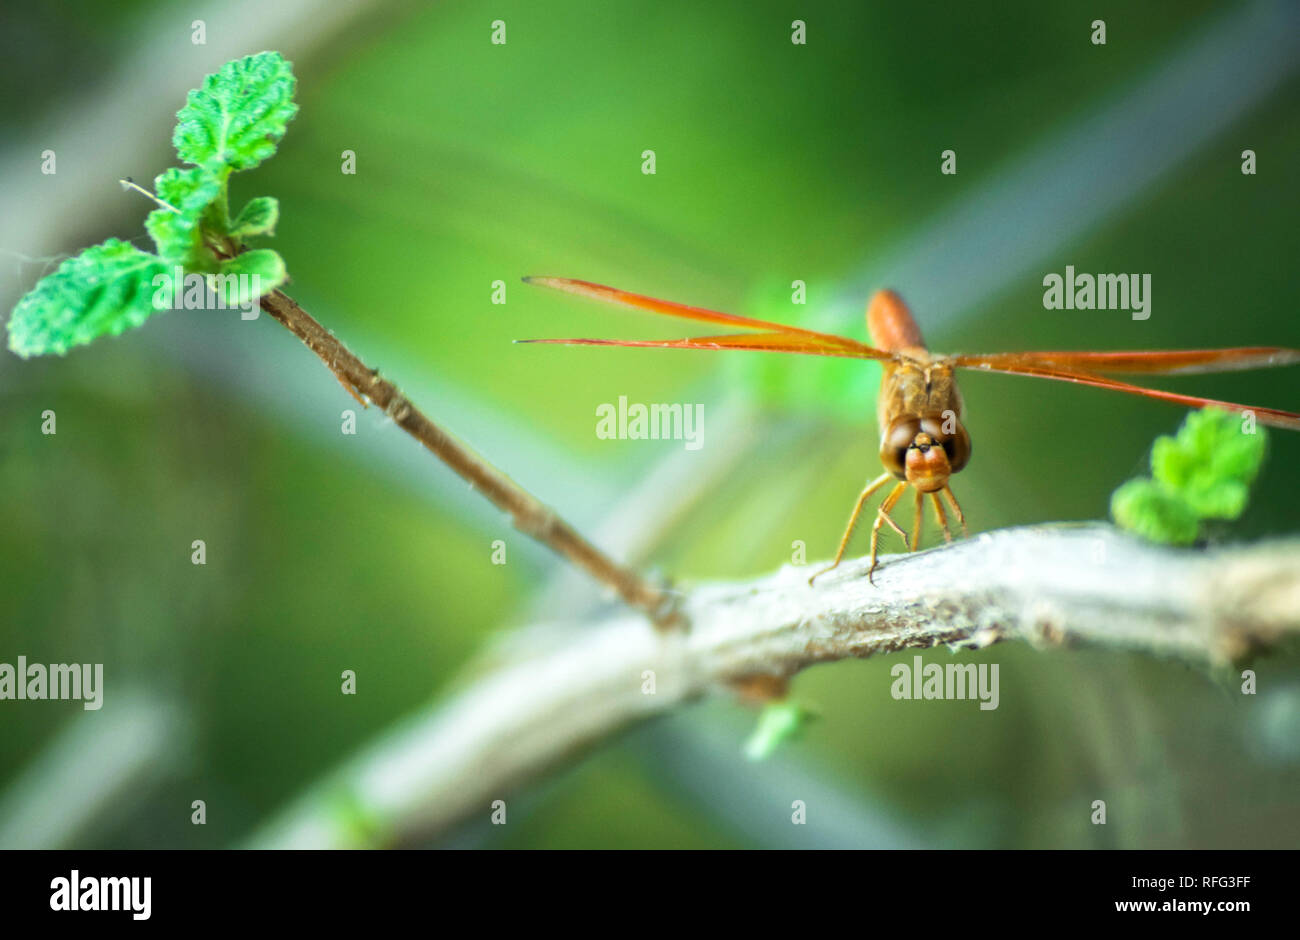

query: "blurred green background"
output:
2 0 1298 848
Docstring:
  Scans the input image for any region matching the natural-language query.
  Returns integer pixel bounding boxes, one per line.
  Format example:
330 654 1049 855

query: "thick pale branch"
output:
257 288 678 628
249 523 1300 848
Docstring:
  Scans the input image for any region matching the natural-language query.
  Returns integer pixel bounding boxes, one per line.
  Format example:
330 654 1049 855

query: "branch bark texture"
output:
250 523 1300 849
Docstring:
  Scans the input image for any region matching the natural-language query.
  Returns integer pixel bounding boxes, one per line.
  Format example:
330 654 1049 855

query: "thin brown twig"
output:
257 288 681 630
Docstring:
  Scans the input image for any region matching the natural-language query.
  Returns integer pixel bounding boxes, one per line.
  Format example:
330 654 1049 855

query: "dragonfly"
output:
520 276 1300 584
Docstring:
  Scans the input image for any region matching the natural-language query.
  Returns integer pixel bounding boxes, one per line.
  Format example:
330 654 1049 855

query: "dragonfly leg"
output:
867 482 909 585
909 487 924 552
877 491 910 546
942 485 968 538
809 472 893 585
929 491 952 542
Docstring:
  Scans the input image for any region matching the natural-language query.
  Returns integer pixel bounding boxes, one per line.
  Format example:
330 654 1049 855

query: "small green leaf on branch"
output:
7 240 169 357
744 700 817 761
212 249 286 306
173 51 298 171
229 196 280 239
145 163 225 271
1111 408 1267 545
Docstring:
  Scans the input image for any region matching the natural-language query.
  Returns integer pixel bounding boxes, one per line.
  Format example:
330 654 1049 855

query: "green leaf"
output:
144 163 224 270
1151 407 1266 520
6 239 169 357
1112 408 1269 545
173 51 298 171
5 53 298 360
1182 478 1250 521
1110 478 1200 546
744 701 816 761
209 249 286 307
229 196 279 239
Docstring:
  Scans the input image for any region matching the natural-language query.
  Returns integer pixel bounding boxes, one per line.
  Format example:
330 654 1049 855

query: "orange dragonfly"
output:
520 276 1300 583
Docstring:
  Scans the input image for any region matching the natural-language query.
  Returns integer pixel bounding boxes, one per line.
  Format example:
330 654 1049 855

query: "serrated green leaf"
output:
6 239 169 357
1110 478 1200 546
229 196 279 239
6 53 298 361
209 250 286 308
173 51 298 171
144 163 224 270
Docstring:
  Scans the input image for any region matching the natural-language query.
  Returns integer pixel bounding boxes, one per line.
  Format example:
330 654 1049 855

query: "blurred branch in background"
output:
0 691 189 848
249 524 1300 848
829 0 1300 324
522 396 762 621
626 712 934 849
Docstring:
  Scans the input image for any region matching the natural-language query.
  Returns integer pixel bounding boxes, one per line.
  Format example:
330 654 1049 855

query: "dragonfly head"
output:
882 415 971 492
905 432 954 493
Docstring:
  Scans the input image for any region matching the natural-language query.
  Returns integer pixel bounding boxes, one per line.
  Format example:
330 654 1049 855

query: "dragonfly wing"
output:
523 276 893 360
953 360 1300 430
951 347 1300 375
518 331 889 359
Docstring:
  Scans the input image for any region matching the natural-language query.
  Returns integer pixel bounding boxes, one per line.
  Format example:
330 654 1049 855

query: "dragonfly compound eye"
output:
880 417 921 478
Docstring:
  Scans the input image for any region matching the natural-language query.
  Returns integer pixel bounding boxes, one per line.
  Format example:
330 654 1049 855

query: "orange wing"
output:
519 332 886 358
951 347 1300 375
952 359 1300 431
521 276 893 361
521 277 1300 428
